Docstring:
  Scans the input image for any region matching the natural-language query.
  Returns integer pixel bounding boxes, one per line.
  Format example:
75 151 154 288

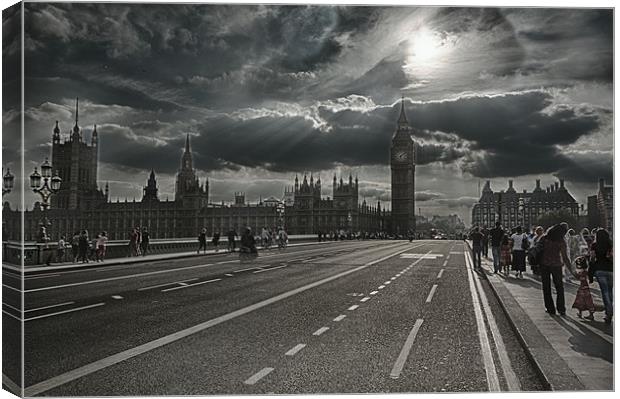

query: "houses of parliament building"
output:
3 99 402 241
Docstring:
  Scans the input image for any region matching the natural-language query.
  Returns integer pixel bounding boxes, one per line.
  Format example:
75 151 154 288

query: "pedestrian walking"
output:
57 235 66 263
135 226 142 256
71 231 80 262
510 226 528 278
37 226 53 266
571 256 597 320
141 227 150 256
589 228 613 324
530 226 545 275
78 230 90 263
89 234 99 261
489 221 504 273
469 227 484 270
97 231 108 262
227 229 236 252
198 228 207 254
481 227 489 258
540 223 571 316
210 231 220 252
128 228 139 257
500 234 512 275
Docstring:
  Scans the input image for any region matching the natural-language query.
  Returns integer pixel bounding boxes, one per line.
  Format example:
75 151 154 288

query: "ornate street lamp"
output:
30 158 62 227
2 168 14 195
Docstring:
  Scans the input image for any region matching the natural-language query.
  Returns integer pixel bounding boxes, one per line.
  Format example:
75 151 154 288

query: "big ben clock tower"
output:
390 98 416 236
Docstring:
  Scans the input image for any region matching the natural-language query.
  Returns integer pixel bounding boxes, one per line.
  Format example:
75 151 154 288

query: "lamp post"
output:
2 168 14 196
29 158 62 226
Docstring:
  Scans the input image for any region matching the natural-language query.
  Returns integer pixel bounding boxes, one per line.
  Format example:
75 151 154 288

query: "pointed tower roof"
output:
185 133 191 153
53 120 60 134
73 97 80 134
398 96 408 125
180 133 193 171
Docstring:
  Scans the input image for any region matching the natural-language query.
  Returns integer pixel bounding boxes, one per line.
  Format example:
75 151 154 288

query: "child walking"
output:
572 256 596 320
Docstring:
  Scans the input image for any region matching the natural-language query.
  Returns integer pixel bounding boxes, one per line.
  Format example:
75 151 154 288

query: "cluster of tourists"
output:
128 226 150 257
198 226 289 255
470 222 613 324
48 229 109 264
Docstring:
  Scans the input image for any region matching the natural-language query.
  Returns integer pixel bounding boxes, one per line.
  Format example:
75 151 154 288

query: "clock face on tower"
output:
393 150 408 163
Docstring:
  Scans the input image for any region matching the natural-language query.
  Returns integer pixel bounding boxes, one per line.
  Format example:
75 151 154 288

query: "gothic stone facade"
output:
471 179 579 230
284 174 387 235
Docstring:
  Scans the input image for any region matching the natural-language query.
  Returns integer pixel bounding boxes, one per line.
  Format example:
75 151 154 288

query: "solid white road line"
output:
25 273 61 279
244 367 274 385
285 344 306 356
25 301 75 313
137 278 199 291
161 278 222 292
313 326 330 336
470 254 521 391
425 284 438 303
233 266 262 273
390 319 424 379
111 295 123 300
3 303 21 312
2 284 21 293
464 251 500 392
333 314 346 322
369 291 378 295
24 243 417 396
437 269 444 279
360 297 370 302
24 303 106 322
25 264 213 293
253 265 287 273
348 305 359 311
2 310 21 321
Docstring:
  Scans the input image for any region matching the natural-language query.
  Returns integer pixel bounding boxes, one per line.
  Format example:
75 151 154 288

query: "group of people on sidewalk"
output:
128 226 150 257
41 228 109 265
197 226 289 255
470 222 613 324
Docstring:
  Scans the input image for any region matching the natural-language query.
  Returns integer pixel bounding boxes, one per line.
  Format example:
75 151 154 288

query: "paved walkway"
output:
6 240 335 274
476 251 613 391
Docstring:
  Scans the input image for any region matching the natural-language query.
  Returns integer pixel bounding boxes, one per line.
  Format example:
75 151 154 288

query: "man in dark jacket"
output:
469 227 484 270
489 221 505 273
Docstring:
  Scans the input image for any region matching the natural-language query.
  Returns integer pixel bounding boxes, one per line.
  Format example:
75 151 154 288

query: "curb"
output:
464 241 585 391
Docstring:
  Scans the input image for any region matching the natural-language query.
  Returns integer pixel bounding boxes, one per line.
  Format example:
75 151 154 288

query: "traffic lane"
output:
39 242 434 395
23 241 404 310
24 242 412 387
22 240 381 293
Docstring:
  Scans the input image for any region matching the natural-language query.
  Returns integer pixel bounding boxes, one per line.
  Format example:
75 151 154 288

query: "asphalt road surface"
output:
3 240 546 395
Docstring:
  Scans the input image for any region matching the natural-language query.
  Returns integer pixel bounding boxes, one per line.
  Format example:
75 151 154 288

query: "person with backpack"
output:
589 228 613 324
540 223 571 316
510 226 528 278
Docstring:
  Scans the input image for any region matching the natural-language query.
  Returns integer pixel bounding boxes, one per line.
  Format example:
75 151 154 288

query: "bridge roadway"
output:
3 240 546 395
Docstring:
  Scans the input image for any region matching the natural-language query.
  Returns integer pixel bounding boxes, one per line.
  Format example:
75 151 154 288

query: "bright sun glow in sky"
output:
409 28 441 62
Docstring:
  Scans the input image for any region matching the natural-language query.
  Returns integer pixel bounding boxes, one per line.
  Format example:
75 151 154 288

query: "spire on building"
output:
181 133 193 170
398 96 408 125
91 124 98 145
73 97 80 134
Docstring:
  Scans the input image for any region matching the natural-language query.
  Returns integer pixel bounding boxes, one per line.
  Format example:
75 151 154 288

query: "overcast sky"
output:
2 2 613 224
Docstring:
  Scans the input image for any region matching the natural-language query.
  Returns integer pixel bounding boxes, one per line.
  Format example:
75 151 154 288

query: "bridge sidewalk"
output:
4 240 335 274
474 251 613 391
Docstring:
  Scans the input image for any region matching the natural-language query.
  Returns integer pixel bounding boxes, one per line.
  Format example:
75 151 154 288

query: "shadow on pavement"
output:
552 316 613 363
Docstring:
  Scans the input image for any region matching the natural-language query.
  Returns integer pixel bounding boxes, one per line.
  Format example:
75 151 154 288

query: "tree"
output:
535 209 578 230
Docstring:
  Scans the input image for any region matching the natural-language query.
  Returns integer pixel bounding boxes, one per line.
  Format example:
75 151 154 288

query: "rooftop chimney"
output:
554 182 559 191
508 180 513 189
536 179 541 189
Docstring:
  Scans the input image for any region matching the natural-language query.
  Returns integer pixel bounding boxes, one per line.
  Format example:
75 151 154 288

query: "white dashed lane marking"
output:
137 278 198 291
437 269 444 279
348 305 359 311
360 297 370 302
253 265 287 273
111 295 123 300
24 303 106 322
333 314 346 322
378 285 386 289
25 301 75 313
244 367 274 385
390 319 424 379
161 278 222 292
313 327 330 336
384 281 391 285
425 284 438 303
369 291 378 295
285 344 306 356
